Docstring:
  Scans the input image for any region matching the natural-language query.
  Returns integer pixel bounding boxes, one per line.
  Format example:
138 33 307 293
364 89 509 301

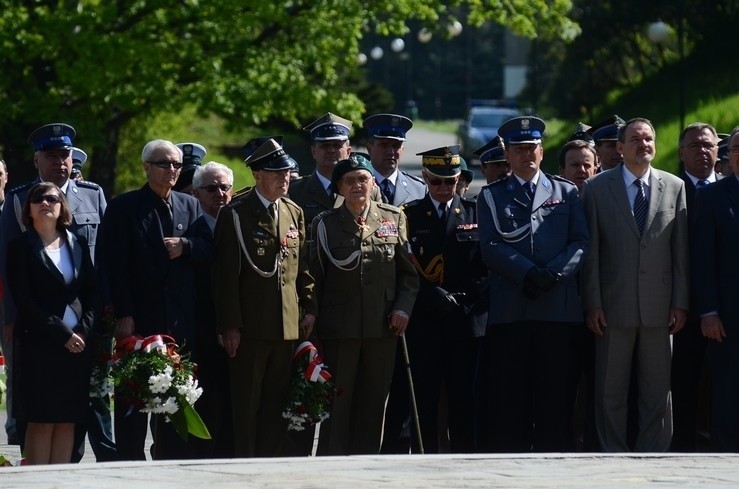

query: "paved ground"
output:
2 453 739 488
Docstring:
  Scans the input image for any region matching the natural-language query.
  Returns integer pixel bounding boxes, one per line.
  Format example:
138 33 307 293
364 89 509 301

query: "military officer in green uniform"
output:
310 158 419 455
211 138 316 457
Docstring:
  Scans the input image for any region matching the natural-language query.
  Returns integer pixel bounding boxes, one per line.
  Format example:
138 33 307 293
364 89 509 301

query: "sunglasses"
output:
148 160 184 170
30 194 61 204
199 183 232 193
427 177 457 186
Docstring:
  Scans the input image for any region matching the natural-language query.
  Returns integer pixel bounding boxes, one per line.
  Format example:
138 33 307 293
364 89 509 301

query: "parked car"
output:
457 104 520 162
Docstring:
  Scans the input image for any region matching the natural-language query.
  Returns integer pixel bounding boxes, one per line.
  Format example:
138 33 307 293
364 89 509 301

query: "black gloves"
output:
522 267 561 300
435 287 466 314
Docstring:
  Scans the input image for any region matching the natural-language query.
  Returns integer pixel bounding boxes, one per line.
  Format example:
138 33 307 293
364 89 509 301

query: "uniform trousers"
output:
488 320 574 452
317 337 396 455
670 317 707 451
229 338 293 458
706 337 739 451
594 326 672 452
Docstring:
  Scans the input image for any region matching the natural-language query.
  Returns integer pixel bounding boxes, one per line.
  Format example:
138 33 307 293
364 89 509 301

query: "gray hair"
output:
141 139 182 163
193 161 234 188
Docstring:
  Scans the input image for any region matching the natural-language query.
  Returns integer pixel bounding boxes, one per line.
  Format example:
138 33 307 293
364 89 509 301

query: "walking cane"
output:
400 333 424 454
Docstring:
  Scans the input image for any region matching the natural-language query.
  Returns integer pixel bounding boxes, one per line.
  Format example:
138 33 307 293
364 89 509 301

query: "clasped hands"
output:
522 267 561 300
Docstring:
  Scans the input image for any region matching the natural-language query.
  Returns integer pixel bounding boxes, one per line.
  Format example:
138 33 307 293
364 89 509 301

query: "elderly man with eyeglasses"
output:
98 138 214 461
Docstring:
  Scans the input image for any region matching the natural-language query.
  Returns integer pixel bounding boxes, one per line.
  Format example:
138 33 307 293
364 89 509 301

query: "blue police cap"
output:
587 115 625 142
242 136 283 160
473 137 507 165
245 138 294 171
497 116 546 145
568 122 595 147
364 113 413 141
28 123 76 151
331 157 373 188
718 134 730 162
176 142 207 170
459 157 474 184
417 145 462 177
71 147 87 166
303 112 353 141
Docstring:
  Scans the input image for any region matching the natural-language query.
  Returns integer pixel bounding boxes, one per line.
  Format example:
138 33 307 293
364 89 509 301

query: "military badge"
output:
376 219 399 238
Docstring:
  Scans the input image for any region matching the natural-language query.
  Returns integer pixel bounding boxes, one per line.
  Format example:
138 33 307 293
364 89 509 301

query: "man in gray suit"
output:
364 113 426 206
477 116 588 452
582 117 689 452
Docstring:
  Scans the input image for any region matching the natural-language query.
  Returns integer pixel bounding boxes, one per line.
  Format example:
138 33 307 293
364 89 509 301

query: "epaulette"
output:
401 198 423 210
376 202 402 214
8 181 33 194
547 173 577 187
401 171 425 184
280 196 303 212
313 207 339 223
460 197 477 207
75 180 101 190
230 186 252 202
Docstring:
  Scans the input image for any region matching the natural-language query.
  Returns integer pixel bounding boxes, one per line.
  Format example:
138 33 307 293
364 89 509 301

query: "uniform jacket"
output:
380 171 427 207
477 172 588 324
211 189 315 340
0 178 106 323
403 194 488 338
691 176 739 332
581 164 689 328
98 184 211 341
310 200 419 339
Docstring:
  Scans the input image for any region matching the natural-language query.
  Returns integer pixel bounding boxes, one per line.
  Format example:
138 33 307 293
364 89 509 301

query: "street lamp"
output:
648 17 685 129
390 38 405 53
370 46 384 60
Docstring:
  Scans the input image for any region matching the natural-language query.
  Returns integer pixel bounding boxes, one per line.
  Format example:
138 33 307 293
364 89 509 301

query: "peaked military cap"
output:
718 134 730 162
587 115 625 142
497 116 546 145
364 113 413 141
459 157 474 184
473 136 507 165
245 138 294 171
28 123 76 151
71 147 88 166
303 112 353 141
242 136 283 160
568 122 595 146
417 145 462 177
176 142 207 170
331 156 373 187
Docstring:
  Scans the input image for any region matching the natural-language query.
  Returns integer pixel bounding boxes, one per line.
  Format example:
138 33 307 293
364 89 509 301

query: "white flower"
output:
176 375 203 405
148 365 174 394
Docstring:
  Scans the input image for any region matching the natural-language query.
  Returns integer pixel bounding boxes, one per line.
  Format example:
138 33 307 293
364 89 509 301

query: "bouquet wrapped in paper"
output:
108 334 211 441
282 341 337 431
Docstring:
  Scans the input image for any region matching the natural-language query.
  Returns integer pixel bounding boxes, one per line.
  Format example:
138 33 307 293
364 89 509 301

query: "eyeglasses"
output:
199 183 232 193
683 142 717 151
729 147 739 155
342 175 372 186
147 160 184 169
427 177 457 186
30 194 61 204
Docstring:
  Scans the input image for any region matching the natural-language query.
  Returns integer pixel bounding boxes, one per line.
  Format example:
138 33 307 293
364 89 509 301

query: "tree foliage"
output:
0 0 575 193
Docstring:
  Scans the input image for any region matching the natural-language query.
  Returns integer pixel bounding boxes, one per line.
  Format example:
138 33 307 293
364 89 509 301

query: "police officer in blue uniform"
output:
477 116 589 452
400 145 488 453
587 115 625 171
173 142 207 194
0 122 112 460
364 113 426 206
474 137 511 185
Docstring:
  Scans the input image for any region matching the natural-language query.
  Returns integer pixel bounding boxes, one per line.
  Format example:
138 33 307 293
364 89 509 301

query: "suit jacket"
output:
378 171 427 207
98 184 211 342
211 189 314 340
0 178 106 323
477 172 588 324
692 176 739 332
310 200 419 339
404 194 488 338
582 164 689 328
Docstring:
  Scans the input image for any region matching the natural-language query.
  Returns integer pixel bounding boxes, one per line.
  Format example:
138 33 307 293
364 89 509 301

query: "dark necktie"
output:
633 179 648 235
525 181 535 201
159 199 174 237
438 202 447 222
381 179 395 204
268 202 277 222
696 179 708 187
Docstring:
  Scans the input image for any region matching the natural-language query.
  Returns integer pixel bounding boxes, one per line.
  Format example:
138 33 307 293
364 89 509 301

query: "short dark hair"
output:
558 140 597 169
22 182 73 231
678 122 717 146
617 117 656 143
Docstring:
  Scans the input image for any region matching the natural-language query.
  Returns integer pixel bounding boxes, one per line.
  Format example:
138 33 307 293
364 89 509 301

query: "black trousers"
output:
671 317 708 451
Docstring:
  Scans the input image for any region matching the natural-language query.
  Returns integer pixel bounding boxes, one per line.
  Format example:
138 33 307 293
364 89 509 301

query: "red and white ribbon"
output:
294 341 332 383
116 334 176 355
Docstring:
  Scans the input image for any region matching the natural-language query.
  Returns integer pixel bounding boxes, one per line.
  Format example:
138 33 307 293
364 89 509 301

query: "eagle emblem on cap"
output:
521 119 530 130
184 145 193 155
391 116 400 126
443 148 452 164
52 125 62 135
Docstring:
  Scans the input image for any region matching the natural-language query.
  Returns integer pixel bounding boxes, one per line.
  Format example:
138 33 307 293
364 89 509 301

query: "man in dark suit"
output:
211 139 315 458
365 113 426 206
99 138 213 460
400 145 488 453
582 118 689 452
0 123 111 459
692 127 739 451
477 116 589 452
672 122 721 452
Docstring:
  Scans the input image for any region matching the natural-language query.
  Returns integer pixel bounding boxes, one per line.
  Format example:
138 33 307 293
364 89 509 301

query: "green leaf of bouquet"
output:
169 409 189 442
182 400 212 440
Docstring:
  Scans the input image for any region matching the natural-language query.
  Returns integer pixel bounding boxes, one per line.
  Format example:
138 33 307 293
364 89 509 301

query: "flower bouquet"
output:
282 341 337 431
109 334 211 441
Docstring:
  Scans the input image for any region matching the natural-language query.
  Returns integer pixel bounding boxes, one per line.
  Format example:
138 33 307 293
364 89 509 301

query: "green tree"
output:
0 0 575 194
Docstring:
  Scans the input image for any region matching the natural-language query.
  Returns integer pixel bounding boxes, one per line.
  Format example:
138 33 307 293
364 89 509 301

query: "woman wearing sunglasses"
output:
5 182 97 464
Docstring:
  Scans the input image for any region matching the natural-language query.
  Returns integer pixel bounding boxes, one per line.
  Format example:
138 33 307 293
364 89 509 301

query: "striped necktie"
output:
633 179 647 235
